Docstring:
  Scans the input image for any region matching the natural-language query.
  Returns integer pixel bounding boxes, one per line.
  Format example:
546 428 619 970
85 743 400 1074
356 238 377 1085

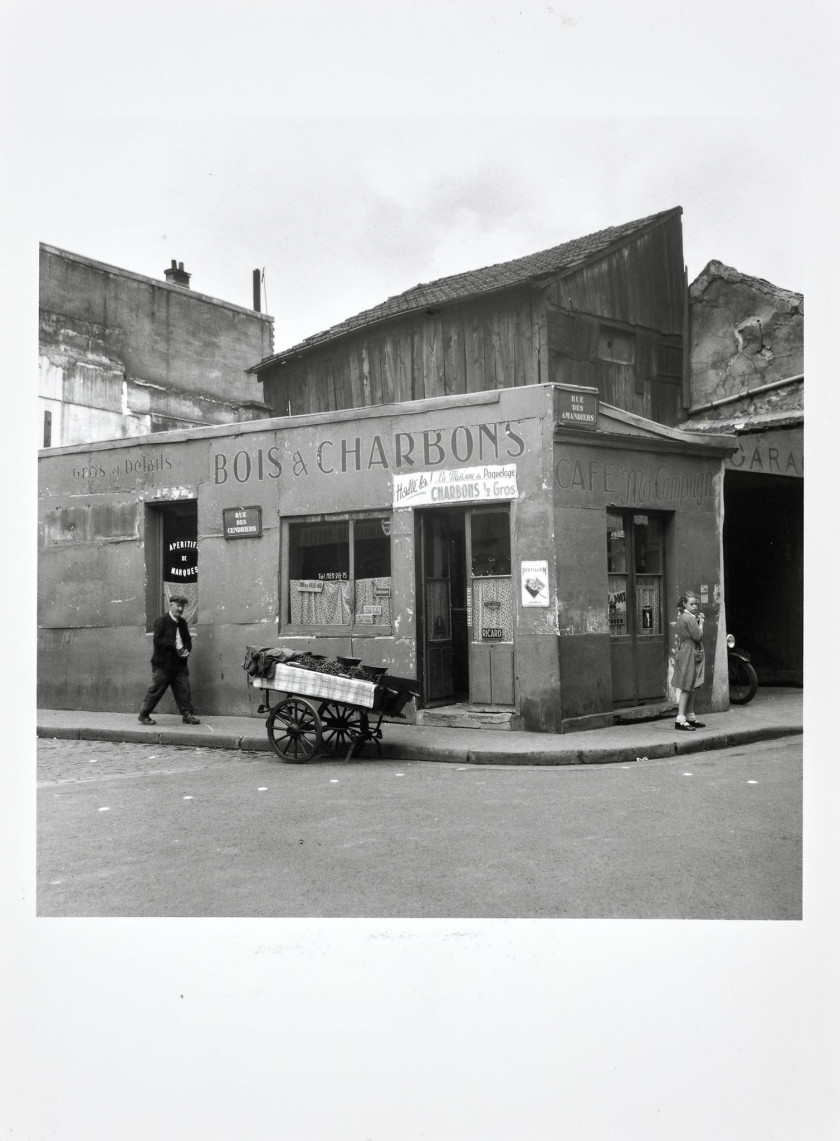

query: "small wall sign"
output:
223 506 262 539
482 627 504 641
555 385 598 430
521 560 549 607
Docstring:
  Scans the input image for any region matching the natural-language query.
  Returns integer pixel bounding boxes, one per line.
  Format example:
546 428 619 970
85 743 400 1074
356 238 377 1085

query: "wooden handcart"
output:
251 660 421 763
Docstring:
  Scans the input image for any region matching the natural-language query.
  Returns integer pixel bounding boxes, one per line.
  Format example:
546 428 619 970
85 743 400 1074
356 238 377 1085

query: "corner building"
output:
38 207 737 731
39 384 734 731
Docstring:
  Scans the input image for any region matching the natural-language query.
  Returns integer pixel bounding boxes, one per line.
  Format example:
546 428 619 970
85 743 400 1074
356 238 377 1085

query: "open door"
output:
418 509 467 704
418 506 515 708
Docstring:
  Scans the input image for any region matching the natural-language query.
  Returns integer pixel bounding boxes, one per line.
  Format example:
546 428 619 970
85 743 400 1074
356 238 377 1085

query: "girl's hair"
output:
677 591 700 612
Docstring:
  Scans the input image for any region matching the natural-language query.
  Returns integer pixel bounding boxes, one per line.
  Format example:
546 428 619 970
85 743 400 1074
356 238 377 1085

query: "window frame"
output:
280 510 393 636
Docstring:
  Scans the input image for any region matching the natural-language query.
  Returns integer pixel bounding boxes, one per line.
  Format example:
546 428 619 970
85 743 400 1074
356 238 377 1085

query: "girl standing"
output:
672 591 706 731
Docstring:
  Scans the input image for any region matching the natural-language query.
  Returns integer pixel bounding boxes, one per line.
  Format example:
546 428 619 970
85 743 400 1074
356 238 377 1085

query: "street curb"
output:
672 725 802 755
37 722 802 764
38 725 81 741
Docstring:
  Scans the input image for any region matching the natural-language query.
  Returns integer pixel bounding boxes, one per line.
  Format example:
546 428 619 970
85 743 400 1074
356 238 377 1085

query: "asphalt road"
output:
37 735 802 919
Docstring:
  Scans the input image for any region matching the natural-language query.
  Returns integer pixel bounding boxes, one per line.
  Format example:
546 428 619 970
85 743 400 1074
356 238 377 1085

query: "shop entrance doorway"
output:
417 506 515 708
144 500 198 627
607 510 666 707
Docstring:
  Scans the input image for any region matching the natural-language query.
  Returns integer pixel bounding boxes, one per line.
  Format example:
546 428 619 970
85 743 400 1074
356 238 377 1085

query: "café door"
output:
418 506 515 708
607 510 666 707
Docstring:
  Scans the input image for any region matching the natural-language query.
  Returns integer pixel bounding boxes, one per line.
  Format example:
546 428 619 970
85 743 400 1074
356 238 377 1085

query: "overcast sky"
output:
20 115 807 354
2 0 833 358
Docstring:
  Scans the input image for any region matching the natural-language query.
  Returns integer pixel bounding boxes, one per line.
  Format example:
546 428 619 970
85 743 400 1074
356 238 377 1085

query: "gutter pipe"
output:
688 373 803 415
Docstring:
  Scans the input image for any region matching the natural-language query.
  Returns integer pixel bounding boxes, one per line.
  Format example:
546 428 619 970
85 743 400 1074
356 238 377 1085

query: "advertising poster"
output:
521 560 549 607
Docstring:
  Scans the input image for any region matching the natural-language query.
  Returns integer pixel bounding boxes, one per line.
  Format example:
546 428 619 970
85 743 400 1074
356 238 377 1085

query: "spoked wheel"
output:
266 697 323 761
728 657 758 705
318 701 369 756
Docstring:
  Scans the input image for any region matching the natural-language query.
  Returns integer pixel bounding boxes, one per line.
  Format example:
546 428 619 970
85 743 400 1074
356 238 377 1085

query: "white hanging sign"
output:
392 464 518 508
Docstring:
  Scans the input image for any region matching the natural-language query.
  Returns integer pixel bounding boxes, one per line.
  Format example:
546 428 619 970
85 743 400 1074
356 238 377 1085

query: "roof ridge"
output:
250 206 681 371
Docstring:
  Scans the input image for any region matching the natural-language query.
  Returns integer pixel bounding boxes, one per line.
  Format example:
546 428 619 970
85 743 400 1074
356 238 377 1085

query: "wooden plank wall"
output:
545 215 686 420
261 290 543 417
546 215 685 334
259 215 686 421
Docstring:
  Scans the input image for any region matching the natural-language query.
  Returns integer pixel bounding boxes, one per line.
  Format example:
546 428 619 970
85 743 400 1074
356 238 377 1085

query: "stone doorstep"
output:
562 701 677 734
416 707 523 731
613 701 677 724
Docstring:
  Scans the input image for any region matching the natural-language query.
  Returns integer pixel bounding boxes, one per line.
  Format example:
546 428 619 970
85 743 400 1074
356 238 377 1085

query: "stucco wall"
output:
38 385 733 729
39 246 274 446
688 261 803 414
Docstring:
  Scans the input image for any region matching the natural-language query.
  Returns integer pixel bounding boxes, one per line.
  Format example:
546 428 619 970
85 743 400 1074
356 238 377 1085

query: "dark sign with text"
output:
223 506 262 539
556 386 598 430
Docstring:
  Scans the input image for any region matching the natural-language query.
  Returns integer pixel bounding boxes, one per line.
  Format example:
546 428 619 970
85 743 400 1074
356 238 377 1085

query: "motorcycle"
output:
727 633 758 704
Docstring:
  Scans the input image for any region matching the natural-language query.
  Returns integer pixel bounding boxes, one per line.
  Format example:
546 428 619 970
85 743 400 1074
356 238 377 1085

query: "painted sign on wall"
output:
726 428 803 477
392 464 519 507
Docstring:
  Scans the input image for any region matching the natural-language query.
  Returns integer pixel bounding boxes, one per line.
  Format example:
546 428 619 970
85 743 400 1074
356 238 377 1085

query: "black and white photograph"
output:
3 0 836 1137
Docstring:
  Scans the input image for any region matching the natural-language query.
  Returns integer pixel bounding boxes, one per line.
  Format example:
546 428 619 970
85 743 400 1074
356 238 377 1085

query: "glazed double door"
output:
607 510 666 707
418 507 515 708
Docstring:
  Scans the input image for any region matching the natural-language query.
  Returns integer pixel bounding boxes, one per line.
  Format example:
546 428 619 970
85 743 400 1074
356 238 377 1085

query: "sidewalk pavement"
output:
37 688 803 766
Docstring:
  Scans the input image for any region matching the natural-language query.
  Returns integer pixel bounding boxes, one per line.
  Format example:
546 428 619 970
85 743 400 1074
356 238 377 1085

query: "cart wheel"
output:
266 697 322 762
318 702 369 755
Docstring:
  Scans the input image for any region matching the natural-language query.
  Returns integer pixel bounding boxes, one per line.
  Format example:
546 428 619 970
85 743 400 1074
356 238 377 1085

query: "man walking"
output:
138 595 200 725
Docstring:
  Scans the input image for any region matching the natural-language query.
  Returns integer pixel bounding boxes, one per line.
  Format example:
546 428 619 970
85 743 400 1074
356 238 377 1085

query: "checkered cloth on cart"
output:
253 662 377 709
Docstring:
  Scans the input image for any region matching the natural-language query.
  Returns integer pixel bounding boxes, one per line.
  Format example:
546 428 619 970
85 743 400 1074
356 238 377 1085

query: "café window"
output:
607 510 663 638
286 514 392 629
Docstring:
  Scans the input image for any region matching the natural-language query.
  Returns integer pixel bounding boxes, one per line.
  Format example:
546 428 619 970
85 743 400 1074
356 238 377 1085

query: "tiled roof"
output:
250 206 681 371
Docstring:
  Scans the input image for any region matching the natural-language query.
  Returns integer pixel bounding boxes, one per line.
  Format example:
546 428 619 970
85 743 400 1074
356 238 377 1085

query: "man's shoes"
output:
138 715 156 725
688 719 706 728
182 715 201 725
675 720 696 731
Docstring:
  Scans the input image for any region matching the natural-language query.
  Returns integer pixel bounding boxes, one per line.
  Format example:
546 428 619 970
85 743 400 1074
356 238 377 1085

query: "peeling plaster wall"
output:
39 247 274 447
38 386 731 728
688 261 804 416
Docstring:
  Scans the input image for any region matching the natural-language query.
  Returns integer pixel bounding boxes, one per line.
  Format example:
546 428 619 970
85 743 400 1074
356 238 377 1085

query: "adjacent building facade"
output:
39 245 274 448
683 261 803 685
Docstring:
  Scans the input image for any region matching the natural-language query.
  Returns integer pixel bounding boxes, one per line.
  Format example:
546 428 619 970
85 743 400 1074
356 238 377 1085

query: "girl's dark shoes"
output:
675 720 697 731
688 719 706 728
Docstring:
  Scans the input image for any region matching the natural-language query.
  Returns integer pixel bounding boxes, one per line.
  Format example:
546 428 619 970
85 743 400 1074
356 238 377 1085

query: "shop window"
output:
607 511 628 635
286 514 392 629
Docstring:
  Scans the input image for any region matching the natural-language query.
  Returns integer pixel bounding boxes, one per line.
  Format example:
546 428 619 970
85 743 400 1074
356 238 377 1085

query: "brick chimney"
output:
164 260 191 287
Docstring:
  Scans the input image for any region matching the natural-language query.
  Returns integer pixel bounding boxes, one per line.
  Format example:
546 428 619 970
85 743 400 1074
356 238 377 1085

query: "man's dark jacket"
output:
150 614 193 670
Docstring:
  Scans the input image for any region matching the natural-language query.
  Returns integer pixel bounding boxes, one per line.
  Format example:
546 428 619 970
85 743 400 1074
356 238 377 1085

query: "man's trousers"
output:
139 663 194 717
